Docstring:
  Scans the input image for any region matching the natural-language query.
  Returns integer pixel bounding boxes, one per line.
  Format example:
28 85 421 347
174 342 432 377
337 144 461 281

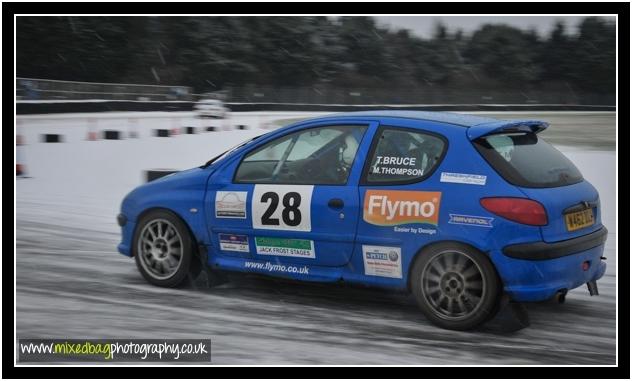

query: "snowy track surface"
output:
16 112 617 364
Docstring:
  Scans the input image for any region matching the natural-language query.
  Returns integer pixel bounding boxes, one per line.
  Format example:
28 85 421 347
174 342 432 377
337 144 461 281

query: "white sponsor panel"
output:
255 237 315 258
252 185 313 232
440 172 487 186
218 233 250 253
215 191 247 219
362 245 402 279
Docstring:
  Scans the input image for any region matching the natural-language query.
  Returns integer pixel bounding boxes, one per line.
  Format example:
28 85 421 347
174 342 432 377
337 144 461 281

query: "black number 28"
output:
261 192 302 226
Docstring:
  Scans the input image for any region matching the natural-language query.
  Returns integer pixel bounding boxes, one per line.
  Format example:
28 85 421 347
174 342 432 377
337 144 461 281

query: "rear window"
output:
473 132 583 188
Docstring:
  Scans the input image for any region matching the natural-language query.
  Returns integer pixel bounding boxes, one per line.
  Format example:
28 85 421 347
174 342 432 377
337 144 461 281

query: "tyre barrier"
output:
41 134 63 143
154 129 171 137
184 126 197 134
237 124 248 130
128 118 139 138
206 126 218 132
16 134 26 176
145 169 179 183
102 130 122 140
86 118 99 141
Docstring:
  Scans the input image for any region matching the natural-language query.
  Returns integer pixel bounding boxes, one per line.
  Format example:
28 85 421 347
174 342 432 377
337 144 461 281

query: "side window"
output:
235 125 368 185
365 127 446 184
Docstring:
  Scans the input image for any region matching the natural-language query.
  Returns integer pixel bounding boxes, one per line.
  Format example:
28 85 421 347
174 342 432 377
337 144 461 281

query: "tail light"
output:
480 197 548 226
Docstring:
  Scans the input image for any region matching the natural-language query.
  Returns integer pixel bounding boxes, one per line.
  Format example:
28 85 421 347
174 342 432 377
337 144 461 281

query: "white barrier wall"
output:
15 111 330 144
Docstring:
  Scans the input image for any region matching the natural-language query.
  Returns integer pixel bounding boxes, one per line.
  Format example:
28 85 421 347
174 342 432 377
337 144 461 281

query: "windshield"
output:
202 135 261 167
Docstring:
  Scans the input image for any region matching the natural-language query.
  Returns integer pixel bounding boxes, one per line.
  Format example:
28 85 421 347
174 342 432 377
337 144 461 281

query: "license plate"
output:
565 208 595 232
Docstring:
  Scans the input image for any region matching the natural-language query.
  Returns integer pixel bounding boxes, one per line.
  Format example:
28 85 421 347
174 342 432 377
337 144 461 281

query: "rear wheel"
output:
133 210 195 287
411 243 500 330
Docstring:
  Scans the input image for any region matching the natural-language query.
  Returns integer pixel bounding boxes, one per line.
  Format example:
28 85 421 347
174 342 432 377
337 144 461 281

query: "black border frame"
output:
6 1 629 379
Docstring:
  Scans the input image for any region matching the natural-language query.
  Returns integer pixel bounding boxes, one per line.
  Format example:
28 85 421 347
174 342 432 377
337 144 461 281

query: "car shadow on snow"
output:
166 269 608 335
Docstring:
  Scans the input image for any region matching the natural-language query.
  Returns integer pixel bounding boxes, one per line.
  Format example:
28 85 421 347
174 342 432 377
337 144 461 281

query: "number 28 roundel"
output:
252 185 313 232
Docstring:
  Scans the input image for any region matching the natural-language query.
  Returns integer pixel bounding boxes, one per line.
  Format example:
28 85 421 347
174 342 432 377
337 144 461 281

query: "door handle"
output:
328 198 344 209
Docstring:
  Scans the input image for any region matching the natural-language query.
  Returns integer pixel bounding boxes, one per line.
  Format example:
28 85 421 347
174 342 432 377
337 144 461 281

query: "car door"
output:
207 120 376 267
353 123 448 282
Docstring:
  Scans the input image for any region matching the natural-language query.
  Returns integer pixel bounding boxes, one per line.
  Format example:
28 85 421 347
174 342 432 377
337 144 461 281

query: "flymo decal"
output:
255 237 315 259
215 191 247 219
363 190 441 226
440 172 487 186
362 245 402 279
244 260 310 275
448 214 494 228
218 233 250 252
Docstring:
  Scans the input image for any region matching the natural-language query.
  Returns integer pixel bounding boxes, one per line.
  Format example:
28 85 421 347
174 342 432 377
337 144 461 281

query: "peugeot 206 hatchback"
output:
117 111 607 330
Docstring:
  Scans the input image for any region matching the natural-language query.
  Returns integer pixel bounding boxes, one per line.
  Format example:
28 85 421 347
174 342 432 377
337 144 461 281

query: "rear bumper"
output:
502 227 608 260
492 236 607 302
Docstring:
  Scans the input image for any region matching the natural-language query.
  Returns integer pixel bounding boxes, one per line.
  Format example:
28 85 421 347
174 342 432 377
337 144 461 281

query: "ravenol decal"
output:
448 214 494 228
363 190 441 226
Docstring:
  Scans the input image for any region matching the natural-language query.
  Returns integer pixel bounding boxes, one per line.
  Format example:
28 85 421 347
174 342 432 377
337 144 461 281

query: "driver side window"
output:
234 125 368 185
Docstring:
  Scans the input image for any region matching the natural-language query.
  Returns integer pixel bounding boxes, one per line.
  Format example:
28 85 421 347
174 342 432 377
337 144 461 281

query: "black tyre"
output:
411 242 500 330
133 210 196 287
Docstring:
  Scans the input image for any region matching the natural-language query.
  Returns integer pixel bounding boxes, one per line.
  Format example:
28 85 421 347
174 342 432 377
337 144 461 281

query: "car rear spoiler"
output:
467 120 549 141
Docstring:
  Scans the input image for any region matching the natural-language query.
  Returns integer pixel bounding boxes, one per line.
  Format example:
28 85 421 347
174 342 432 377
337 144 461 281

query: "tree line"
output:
17 16 615 95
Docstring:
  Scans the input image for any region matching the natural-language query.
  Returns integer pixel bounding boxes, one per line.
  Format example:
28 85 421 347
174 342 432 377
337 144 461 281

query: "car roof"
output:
313 110 500 128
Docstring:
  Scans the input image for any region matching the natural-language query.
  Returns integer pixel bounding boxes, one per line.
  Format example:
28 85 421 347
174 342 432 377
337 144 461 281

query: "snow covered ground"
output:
15 111 617 364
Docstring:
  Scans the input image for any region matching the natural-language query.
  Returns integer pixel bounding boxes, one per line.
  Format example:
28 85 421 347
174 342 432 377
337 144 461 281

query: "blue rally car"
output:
117 111 608 330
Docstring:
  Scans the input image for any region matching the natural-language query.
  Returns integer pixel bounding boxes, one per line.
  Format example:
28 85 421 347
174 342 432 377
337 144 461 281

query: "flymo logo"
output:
363 190 441 226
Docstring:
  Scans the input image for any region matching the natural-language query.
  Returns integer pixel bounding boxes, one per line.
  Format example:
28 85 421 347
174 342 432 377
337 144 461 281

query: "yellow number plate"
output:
565 208 595 232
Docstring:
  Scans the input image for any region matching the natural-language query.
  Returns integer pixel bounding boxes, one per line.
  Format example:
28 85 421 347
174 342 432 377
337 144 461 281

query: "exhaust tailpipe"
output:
555 290 567 304
587 280 599 296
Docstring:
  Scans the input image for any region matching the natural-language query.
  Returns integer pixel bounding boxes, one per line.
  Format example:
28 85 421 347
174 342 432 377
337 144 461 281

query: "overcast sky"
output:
372 16 616 38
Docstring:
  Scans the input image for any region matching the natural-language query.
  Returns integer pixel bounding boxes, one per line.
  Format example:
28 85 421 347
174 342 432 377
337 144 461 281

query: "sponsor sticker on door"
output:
218 233 250 252
363 190 441 226
362 245 402 278
255 237 315 258
215 191 247 219
440 172 487 186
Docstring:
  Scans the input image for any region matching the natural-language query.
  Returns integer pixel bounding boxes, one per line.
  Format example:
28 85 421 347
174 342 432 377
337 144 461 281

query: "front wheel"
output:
411 243 500 330
133 210 195 287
